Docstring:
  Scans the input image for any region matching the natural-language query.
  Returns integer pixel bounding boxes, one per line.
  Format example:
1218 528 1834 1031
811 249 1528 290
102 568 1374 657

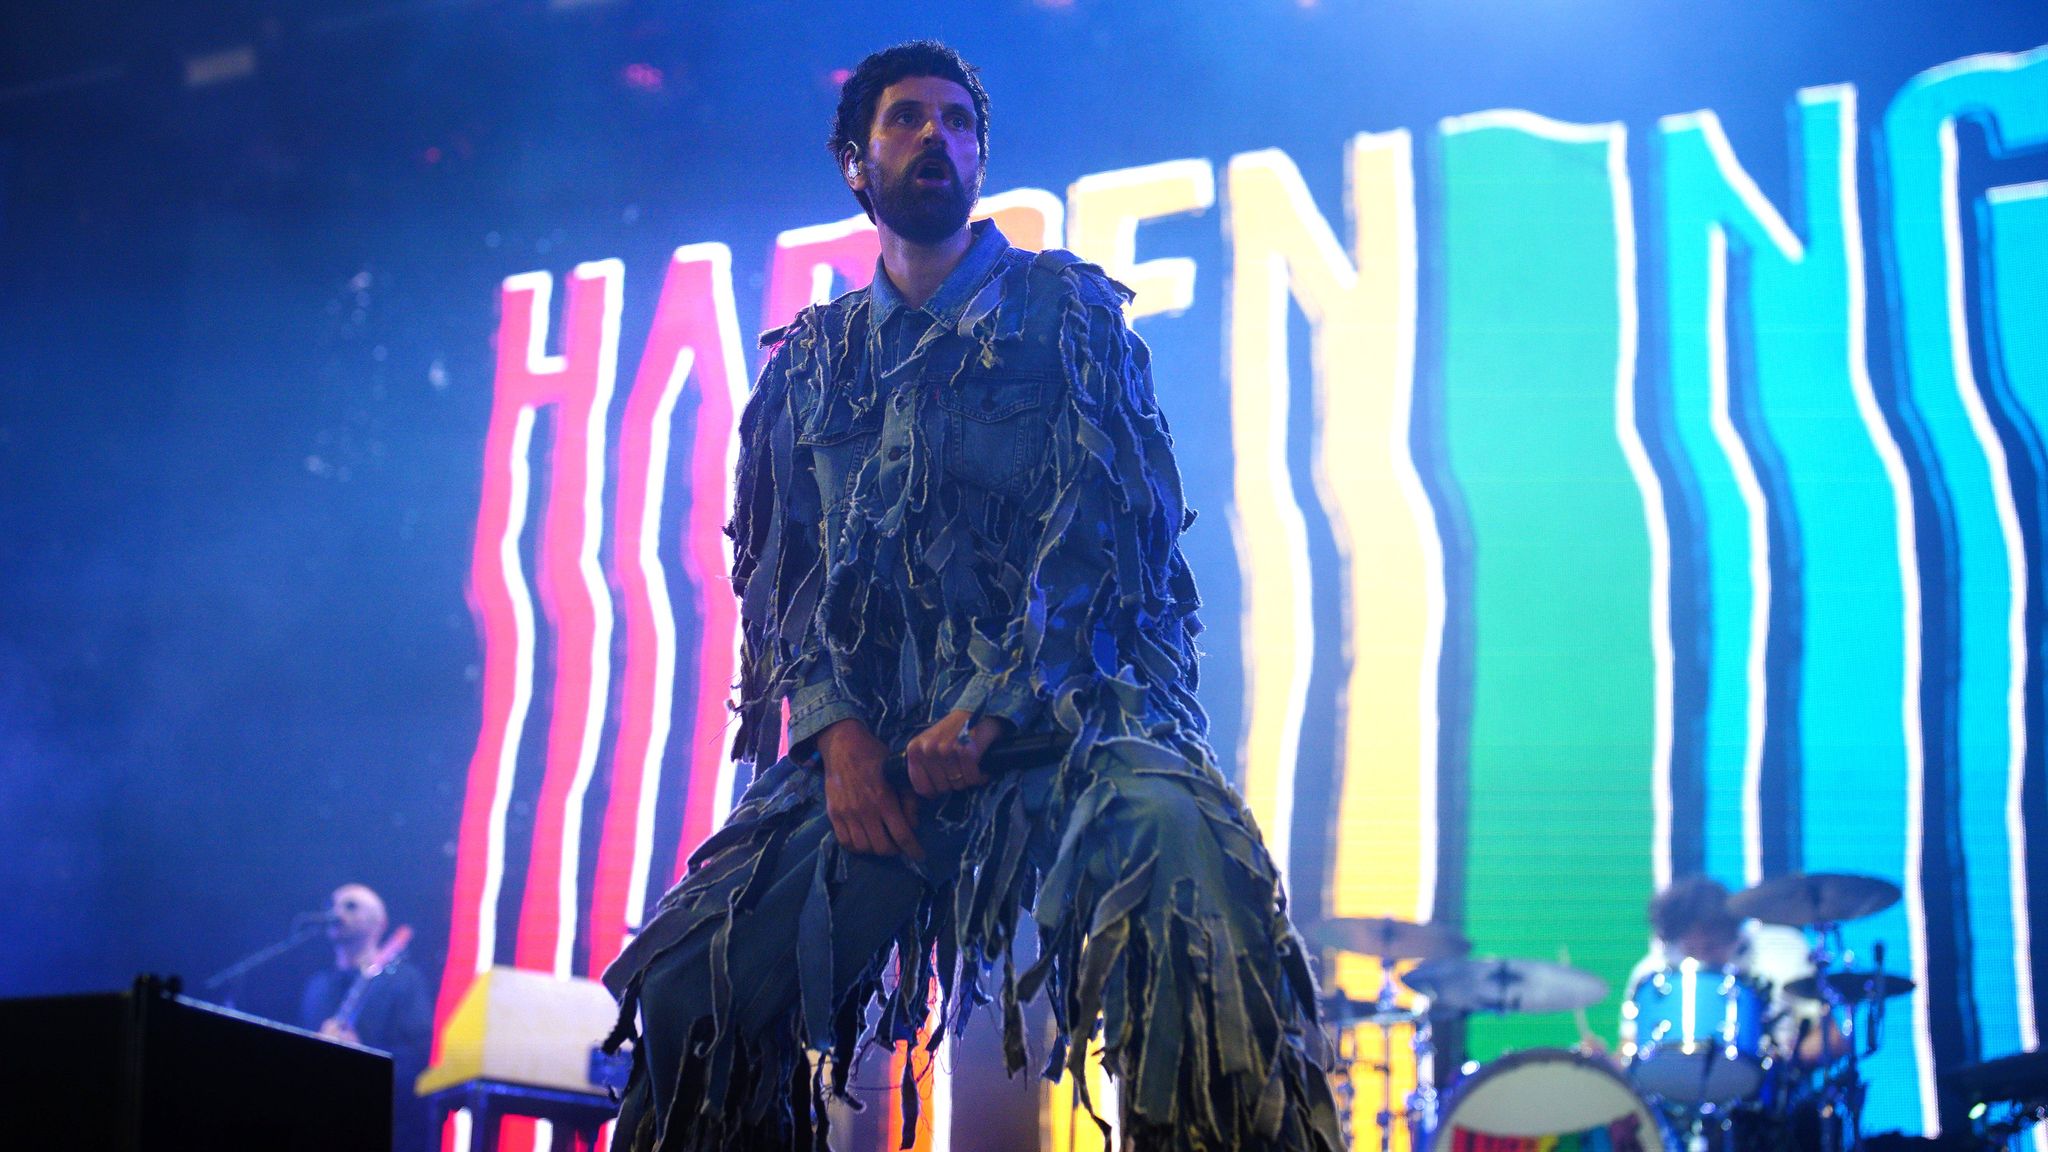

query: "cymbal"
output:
1727 873 1902 926
1941 1047 2048 1104
1321 994 1421 1029
1399 956 1609 1016
1306 917 1471 961
1783 971 1916 1005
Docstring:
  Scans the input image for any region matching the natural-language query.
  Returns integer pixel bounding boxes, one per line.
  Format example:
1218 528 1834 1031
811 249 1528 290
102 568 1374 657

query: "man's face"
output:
326 884 387 948
847 75 982 245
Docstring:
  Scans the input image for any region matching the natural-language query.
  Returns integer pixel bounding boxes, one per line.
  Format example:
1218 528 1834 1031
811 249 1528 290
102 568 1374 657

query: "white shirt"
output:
1619 921 1820 1053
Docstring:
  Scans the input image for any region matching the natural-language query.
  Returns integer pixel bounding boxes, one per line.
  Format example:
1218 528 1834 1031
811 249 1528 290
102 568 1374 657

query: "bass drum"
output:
1426 1048 1680 1152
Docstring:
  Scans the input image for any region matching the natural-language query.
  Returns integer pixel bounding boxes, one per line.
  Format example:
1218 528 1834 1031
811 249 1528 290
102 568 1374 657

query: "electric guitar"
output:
320 924 413 1043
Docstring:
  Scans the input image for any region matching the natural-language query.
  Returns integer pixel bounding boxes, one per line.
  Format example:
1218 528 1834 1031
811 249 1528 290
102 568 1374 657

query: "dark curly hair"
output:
1650 875 1740 945
828 40 989 219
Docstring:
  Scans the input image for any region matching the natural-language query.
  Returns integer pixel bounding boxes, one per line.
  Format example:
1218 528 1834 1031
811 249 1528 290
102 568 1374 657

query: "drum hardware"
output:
1322 984 1425 1151
1597 871 1907 1152
1371 953 1417 1152
1307 917 1473 962
1624 959 1770 1108
1421 1047 1683 1152
1323 1000 1443 1152
1390 956 1608 1151
1799 922 1884 1152
1942 1045 2048 1104
1399 956 1609 1017
1309 917 1468 1152
1726 872 1901 928
1323 994 1421 1030
1782 971 1915 1006
1721 871 1904 1152
1943 1047 2048 1148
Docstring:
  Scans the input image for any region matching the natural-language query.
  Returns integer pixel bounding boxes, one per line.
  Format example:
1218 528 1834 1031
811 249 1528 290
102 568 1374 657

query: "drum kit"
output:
1310 872 1912 1152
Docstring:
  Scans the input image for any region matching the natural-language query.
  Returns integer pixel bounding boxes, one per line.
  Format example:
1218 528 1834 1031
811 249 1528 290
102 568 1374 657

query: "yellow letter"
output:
1067 159 1214 320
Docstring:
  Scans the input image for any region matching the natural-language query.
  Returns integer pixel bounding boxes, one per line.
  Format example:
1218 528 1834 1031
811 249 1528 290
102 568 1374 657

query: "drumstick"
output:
1561 945 1601 1049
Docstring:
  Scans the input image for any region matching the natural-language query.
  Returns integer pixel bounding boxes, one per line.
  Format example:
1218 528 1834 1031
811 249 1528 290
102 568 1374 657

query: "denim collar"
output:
867 218 1010 332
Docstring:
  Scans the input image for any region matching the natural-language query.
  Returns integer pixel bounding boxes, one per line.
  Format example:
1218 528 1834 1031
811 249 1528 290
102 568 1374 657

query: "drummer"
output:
1619 875 1839 1065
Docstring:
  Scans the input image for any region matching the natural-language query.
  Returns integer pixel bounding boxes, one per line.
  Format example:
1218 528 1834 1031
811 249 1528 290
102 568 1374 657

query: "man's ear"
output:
841 144 866 193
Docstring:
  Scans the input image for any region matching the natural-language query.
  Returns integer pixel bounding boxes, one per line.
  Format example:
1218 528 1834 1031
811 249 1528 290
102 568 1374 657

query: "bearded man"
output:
603 40 1341 1152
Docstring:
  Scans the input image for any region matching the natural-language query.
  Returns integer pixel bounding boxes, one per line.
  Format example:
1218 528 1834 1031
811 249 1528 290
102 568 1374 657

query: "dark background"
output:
3 0 2046 1125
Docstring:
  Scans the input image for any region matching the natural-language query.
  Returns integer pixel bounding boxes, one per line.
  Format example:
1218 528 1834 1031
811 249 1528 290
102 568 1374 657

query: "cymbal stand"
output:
1334 1016 1360 1149
1407 1010 1439 1148
1373 956 1401 1152
1804 921 1867 1152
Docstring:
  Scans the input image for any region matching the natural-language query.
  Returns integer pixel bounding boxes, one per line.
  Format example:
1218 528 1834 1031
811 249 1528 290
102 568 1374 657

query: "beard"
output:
867 156 977 245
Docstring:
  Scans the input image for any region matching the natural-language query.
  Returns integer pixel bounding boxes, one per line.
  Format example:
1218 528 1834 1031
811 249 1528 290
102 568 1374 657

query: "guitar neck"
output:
333 925 412 1031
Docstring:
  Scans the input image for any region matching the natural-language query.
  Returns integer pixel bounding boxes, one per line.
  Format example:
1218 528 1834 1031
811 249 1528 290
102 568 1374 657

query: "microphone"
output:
881 731 1070 792
292 911 341 927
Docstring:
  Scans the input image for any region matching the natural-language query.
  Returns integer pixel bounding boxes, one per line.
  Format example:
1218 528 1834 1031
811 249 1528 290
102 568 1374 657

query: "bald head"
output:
327 883 389 953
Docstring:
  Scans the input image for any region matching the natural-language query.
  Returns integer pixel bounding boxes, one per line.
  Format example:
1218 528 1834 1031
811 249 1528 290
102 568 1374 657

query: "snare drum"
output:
1425 1048 1679 1152
1624 961 1768 1106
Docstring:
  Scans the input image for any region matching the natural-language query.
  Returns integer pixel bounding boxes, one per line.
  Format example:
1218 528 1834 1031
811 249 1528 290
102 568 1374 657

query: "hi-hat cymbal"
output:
1321 993 1421 1029
1783 971 1916 1005
1306 917 1471 961
1399 956 1609 1016
1727 873 1902 926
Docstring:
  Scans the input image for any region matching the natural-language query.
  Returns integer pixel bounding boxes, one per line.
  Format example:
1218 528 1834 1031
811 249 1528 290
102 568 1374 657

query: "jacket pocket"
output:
935 371 1054 498
797 389 882 507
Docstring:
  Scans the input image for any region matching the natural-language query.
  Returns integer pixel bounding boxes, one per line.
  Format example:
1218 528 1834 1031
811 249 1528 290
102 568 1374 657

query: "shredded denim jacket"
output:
730 219 1207 767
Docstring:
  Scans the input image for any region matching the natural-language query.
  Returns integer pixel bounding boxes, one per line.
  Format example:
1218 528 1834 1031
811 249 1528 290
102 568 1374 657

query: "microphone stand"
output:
202 922 326 1011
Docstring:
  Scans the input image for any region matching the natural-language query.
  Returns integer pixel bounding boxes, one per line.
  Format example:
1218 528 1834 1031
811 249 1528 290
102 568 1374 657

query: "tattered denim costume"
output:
603 222 1342 1152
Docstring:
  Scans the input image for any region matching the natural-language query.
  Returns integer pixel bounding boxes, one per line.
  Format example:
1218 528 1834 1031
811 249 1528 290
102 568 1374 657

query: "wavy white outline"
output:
1369 129 1446 923
1860 87 1938 1134
979 186 1068 249
476 404 539 979
1897 46 2048 1134
1983 177 2046 1067
471 270 561 982
1939 110 2033 1089
621 340 689 932
1440 108 1622 145
552 258 624 979
1983 176 2048 1152
1223 147 1331 879
694 242 751 834
1704 228 1773 890
1438 109 1674 898
1664 104 1809 887
1605 121 1676 896
1438 109 1673 903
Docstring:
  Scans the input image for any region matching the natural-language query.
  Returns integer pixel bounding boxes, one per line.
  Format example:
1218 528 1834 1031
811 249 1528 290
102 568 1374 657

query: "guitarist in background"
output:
299 883 434 1152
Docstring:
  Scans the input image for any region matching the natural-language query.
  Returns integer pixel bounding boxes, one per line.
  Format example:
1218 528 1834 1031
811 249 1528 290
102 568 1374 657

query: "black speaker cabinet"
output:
0 977 392 1152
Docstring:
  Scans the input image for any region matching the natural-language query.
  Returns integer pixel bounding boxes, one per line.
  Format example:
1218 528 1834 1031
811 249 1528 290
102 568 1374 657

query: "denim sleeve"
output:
949 665 1042 732
728 316 871 766
787 661 866 754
